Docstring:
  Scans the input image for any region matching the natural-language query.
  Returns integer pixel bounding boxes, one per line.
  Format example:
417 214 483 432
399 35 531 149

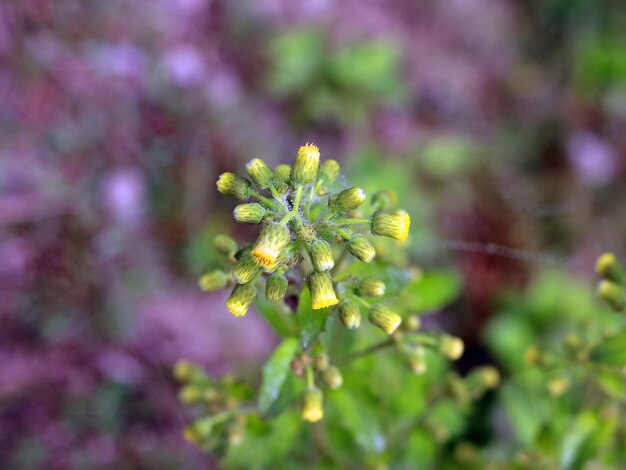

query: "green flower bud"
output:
274 164 291 184
338 300 361 329
199 270 229 292
309 239 335 272
347 234 376 263
246 158 274 188
371 189 398 210
597 280 626 311
321 366 343 389
291 143 320 185
225 283 257 317
547 375 570 397
184 417 214 445
307 271 339 310
596 252 625 285
313 353 329 371
318 159 340 186
438 335 464 360
300 386 324 422
473 366 500 390
214 234 238 256
405 345 427 374
368 304 402 334
252 223 292 269
216 172 252 200
371 209 411 242
332 187 366 212
266 273 288 302
357 278 385 297
179 385 203 404
233 251 262 284
524 345 543 366
401 314 421 331
173 360 205 383
233 203 266 224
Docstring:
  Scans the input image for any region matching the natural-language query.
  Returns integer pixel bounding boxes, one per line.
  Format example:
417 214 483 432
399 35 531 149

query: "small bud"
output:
274 164 291 185
266 274 288 302
216 172 252 200
214 234 238 256
225 283 257 317
246 158 274 189
372 189 398 210
321 366 343 389
368 304 402 334
291 143 320 185
547 375 570 397
524 345 542 366
467 366 500 395
438 335 464 360
401 314 421 331
300 387 324 422
318 159 340 186
233 253 261 285
338 300 361 329
199 270 229 292
347 234 376 263
597 280 626 311
173 360 203 383
233 203 266 224
184 417 214 445
596 252 625 285
313 354 329 371
307 272 339 310
371 209 411 242
332 187 366 212
405 345 427 374
179 385 203 404
309 239 335 272
357 278 386 297
252 223 292 269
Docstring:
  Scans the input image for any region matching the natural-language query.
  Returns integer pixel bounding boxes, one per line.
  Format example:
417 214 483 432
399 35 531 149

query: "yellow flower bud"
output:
332 187 366 212
291 143 320 185
338 300 361 329
225 283 257 317
371 209 411 242
307 271 339 310
198 270 229 292
266 274 288 302
252 223 292 269
347 234 376 263
357 278 386 297
246 158 274 189
368 304 402 334
309 239 335 272
321 366 343 389
597 279 626 311
233 251 262 284
595 252 625 285
216 172 252 200
300 387 324 422
233 203 266 224
274 164 291 185
438 335 464 360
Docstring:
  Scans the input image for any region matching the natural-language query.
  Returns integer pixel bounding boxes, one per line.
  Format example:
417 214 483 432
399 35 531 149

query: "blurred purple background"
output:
1 0 625 467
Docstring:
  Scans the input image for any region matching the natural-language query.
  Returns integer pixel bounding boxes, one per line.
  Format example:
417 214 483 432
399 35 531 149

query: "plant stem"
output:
250 190 281 211
335 338 395 364
333 218 370 226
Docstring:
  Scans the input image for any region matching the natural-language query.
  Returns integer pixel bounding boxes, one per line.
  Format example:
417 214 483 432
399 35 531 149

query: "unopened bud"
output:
338 300 361 329
596 252 625 285
371 209 411 242
266 274 288 302
438 335 464 360
216 172 252 200
233 251 262 284
357 278 386 297
332 187 366 212
225 283 257 317
467 366 500 396
246 158 274 189
309 239 335 272
547 375 570 397
274 164 291 185
199 270 229 292
321 366 343 389
252 223 292 269
291 143 320 185
300 387 324 422
318 159 340 186
214 234 238 257
347 234 376 263
524 345 542 366
313 354 329 371
368 304 402 335
179 385 203 404
402 314 421 331
597 280 626 311
372 189 398 210
184 417 214 445
405 345 427 374
233 203 266 224
173 360 207 384
307 271 339 310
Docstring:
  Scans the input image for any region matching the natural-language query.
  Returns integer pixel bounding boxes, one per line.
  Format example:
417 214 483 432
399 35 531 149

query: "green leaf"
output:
590 331 626 366
258 338 299 415
401 270 462 313
297 286 329 350
255 294 297 337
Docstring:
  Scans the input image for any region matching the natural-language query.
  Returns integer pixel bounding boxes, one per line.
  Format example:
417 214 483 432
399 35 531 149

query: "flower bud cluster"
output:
595 252 626 312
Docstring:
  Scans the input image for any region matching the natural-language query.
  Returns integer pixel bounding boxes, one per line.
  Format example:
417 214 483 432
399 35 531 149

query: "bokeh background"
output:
1 0 625 468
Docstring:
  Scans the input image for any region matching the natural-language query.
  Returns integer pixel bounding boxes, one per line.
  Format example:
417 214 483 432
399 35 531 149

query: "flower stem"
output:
250 190 281 210
333 218 371 226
